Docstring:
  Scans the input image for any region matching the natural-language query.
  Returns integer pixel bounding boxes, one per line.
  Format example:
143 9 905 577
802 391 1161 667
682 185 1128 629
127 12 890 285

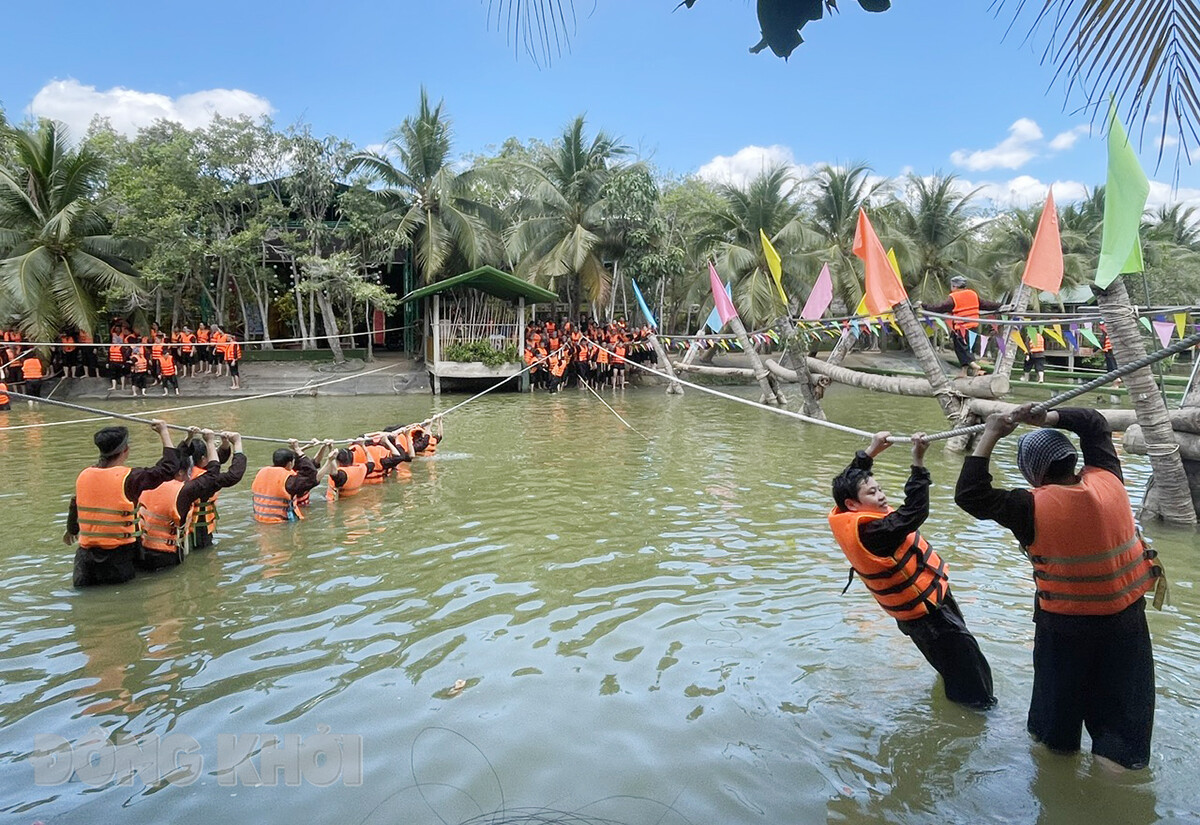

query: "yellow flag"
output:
887 248 902 278
1013 330 1028 354
1175 313 1189 339
759 229 788 305
1044 324 1066 347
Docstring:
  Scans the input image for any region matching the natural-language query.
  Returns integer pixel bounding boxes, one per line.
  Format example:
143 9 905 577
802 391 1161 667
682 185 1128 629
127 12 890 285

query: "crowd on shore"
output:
1 319 245 404
67 417 443 587
523 317 658 392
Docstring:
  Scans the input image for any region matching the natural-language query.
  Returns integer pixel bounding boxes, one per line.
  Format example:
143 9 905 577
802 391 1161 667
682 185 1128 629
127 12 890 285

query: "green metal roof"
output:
400 266 559 304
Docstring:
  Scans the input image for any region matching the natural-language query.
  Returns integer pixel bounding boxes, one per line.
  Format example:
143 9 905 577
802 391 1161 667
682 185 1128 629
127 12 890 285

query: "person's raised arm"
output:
955 412 1035 545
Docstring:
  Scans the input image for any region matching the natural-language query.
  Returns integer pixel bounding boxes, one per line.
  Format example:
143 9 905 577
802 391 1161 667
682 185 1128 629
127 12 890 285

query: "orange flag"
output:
853 209 908 315
1022 188 1064 293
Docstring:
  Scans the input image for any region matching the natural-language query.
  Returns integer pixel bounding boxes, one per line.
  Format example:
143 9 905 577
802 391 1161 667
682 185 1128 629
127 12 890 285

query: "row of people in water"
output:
523 318 656 392
66 418 443 587
0 320 245 399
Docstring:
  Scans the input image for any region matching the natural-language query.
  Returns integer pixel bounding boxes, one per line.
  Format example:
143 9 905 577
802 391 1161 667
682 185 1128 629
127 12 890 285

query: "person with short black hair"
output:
250 439 334 523
65 420 179 586
955 403 1166 770
828 430 995 709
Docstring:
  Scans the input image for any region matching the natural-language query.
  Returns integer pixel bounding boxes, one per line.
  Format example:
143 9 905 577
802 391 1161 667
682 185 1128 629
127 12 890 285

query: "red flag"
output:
853 209 908 315
1022 188 1064 293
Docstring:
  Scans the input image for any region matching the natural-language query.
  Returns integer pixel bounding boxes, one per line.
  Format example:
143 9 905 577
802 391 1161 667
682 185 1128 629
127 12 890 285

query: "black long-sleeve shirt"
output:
953 408 1134 630
925 293 1003 315
284 455 320 498
67 447 180 536
844 450 932 557
175 453 247 515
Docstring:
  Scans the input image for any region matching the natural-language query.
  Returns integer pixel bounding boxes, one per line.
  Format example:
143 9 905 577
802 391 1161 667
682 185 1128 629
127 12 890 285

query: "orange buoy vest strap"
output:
137 480 189 557
76 467 139 549
364 444 389 482
827 508 948 621
327 463 368 501
1026 467 1164 615
949 289 981 332
252 466 299 523
188 466 220 533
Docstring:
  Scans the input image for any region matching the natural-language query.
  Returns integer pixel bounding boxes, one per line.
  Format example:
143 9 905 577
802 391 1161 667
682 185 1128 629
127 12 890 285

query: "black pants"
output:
897 591 995 709
136 548 182 571
73 544 136 587
23 379 43 398
1027 600 1153 769
952 331 976 367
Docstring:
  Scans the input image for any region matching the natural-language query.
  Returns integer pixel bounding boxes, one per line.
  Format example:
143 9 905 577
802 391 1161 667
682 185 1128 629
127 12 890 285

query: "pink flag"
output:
1022 188 1065 293
1152 320 1175 348
709 261 739 327
979 334 990 356
801 263 834 320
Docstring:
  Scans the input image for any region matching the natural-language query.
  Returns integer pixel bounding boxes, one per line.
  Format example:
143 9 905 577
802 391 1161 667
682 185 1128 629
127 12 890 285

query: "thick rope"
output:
920 326 1200 442
583 337 878 440
579 379 652 441
4 323 419 349
2 363 402 443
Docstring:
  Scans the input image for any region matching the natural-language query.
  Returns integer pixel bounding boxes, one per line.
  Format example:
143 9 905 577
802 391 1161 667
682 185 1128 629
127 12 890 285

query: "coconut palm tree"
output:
505 115 630 311
799 162 891 312
888 173 986 302
0 121 143 341
691 164 810 328
346 89 496 285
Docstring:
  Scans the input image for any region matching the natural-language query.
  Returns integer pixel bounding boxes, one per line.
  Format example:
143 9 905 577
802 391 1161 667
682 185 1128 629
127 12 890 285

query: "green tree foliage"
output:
0 121 142 340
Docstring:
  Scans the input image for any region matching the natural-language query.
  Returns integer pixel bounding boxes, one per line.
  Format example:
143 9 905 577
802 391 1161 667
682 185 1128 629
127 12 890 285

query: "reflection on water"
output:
0 387 1196 823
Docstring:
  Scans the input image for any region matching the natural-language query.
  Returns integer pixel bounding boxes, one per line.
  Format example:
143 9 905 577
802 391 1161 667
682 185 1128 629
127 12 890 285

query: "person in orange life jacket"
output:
955 404 1165 770
363 431 410 481
1021 330 1047 384
326 448 370 501
20 353 46 400
293 439 334 508
136 429 246 571
411 418 443 455
179 430 244 549
250 440 334 523
0 379 10 410
65 420 179 587
128 337 152 396
157 348 181 396
1098 323 1123 388
829 430 996 709
924 275 1005 377
107 332 129 392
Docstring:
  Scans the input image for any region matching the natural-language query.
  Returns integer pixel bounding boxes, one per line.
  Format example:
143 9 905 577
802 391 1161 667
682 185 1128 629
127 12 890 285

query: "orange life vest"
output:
75 466 139 549
392 430 413 457
109 344 126 363
189 465 219 535
949 289 981 332
1100 326 1113 353
137 480 189 557
524 347 536 366
158 354 177 377
596 347 610 365
350 443 369 466
1025 467 1159 616
197 329 211 344
614 345 627 364
0 382 8 405
131 349 149 374
223 339 241 361
151 341 164 360
327 463 368 501
364 444 389 483
21 357 43 379
827 508 949 621
1029 333 1045 354
251 466 299 523
181 333 196 354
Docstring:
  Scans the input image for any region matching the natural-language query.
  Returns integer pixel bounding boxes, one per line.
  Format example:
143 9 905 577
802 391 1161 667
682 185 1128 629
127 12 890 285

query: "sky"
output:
4 1 1199 210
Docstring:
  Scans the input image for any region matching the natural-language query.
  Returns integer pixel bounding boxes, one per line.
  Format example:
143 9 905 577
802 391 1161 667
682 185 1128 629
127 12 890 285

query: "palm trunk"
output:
892 300 962 420
826 326 856 367
1097 279 1197 525
648 332 684 395
778 316 824 419
290 260 311 349
729 316 786 405
993 283 1032 380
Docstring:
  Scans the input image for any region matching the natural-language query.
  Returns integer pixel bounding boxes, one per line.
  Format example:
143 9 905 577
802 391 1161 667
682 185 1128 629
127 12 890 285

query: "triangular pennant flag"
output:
705 277 734 332
760 229 788 306
995 334 1007 355
801 263 834 320
1096 99 1149 288
1022 188 1065 293
1080 328 1102 348
708 262 739 327
1044 324 1066 347
1152 319 1175 348
968 330 978 349
854 210 908 314
1013 331 1028 354
934 318 950 335
1175 313 1189 339
1139 316 1153 333
979 334 990 355
1063 329 1078 350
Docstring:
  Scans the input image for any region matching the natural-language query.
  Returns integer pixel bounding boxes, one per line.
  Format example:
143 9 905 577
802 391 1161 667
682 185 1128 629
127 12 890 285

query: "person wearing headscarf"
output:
954 403 1167 770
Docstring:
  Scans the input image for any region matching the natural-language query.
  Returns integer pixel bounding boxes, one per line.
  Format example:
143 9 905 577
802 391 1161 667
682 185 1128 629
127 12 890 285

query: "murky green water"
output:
0 385 1197 824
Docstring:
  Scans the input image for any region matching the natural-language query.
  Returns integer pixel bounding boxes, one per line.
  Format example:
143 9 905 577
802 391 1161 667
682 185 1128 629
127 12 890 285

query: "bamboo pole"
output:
993 282 1032 381
1097 278 1196 525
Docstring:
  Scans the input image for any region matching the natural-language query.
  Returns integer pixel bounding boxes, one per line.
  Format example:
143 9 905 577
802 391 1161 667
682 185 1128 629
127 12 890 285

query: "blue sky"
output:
4 1 1197 208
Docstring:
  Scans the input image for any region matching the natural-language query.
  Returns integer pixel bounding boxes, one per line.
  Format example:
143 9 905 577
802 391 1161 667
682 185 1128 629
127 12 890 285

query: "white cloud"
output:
1049 125 1090 152
950 118 1044 171
1147 180 1200 212
28 78 274 139
696 144 802 188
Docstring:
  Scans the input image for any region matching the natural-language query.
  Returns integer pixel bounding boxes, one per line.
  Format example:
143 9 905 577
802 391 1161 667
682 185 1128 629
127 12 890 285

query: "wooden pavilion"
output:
401 266 559 394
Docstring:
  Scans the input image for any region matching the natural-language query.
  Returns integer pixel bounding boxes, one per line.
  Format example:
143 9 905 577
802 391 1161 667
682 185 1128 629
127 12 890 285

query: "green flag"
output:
1095 100 1149 288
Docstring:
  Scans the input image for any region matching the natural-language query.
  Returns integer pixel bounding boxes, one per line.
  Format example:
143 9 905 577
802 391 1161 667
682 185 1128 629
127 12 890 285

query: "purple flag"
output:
801 263 834 320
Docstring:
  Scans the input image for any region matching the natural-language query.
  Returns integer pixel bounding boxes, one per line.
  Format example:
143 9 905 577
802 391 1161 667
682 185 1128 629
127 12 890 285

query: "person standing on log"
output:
828 431 996 709
954 403 1167 770
925 275 1003 378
